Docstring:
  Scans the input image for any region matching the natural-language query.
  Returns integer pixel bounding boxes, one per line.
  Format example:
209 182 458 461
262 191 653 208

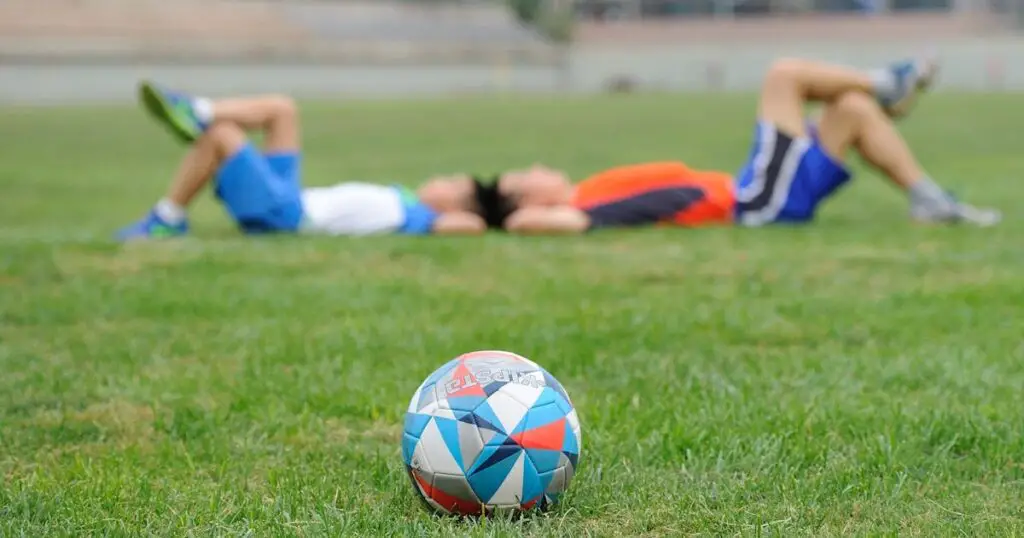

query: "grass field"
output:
1 93 1023 536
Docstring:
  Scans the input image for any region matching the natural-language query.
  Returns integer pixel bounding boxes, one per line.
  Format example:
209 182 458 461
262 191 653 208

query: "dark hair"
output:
472 175 518 229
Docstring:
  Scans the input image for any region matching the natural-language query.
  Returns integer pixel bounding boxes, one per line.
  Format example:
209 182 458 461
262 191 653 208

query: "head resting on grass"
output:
496 164 574 208
415 175 484 215
469 175 518 229
416 164 573 228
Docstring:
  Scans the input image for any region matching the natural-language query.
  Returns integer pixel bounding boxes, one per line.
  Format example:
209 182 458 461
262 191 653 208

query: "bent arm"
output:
431 211 487 235
504 206 591 235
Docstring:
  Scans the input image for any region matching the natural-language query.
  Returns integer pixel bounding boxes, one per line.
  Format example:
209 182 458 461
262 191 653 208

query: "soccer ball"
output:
402 350 581 516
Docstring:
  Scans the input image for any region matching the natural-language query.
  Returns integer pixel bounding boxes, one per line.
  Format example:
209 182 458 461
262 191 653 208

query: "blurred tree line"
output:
507 0 573 42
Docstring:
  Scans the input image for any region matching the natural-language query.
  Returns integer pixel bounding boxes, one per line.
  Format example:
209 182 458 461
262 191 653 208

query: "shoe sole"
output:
911 210 1002 227
138 81 198 144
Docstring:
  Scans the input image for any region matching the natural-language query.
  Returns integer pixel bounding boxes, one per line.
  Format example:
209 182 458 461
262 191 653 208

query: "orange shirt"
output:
571 162 736 228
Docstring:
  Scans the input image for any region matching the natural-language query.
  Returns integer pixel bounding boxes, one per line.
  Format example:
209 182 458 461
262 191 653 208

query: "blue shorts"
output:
214 144 304 234
733 121 851 226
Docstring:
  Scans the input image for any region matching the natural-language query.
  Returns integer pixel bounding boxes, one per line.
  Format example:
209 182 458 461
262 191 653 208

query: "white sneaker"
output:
880 58 940 119
911 194 1002 227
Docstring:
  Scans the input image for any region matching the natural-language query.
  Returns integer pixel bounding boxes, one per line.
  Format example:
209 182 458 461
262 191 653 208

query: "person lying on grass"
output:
468 57 1002 234
116 83 515 240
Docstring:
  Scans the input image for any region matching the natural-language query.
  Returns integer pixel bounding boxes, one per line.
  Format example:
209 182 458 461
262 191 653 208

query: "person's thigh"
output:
757 61 811 138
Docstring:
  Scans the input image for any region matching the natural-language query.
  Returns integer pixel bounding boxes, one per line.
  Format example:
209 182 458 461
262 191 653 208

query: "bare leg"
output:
814 92 1001 225
814 92 923 190
758 58 878 136
204 95 300 153
757 57 936 137
156 97 297 216
137 81 299 153
164 122 249 206
741 59 995 227
121 85 304 239
116 121 252 239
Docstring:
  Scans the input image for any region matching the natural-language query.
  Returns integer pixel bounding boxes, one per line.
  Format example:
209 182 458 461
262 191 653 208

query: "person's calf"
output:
814 91 874 160
820 93 1001 226
159 122 249 216
757 57 938 135
843 91 929 192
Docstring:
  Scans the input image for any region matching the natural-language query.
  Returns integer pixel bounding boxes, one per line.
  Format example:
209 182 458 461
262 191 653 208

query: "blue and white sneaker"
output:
878 58 939 119
115 210 189 241
911 191 1002 227
138 80 208 143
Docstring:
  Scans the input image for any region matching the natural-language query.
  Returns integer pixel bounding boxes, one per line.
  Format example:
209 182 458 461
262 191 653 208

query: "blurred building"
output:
0 0 558 65
572 0 954 18
0 0 1022 103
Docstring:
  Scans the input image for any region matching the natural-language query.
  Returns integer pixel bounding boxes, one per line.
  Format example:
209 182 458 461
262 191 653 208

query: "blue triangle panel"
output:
401 433 419 466
525 448 561 475
433 416 464 472
403 412 432 438
446 395 486 413
523 402 566 432
472 401 506 434
531 387 560 408
471 444 521 475
562 419 579 455
520 450 544 504
483 381 507 397
554 398 573 417
536 469 556 494
467 450 519 504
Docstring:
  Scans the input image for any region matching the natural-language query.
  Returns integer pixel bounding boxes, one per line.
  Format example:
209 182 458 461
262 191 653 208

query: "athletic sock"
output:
909 176 944 199
154 198 187 225
908 177 958 211
192 97 214 125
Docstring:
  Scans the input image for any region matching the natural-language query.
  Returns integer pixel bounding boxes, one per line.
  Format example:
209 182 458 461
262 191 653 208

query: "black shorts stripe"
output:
736 129 795 214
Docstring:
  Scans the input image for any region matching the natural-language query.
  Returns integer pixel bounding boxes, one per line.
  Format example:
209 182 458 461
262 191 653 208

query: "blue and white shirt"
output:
299 183 438 236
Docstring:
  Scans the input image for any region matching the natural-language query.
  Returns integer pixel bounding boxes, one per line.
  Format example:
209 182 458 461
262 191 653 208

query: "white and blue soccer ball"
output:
402 350 581 516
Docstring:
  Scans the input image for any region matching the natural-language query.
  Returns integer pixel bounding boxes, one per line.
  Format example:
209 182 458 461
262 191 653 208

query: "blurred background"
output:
1 0 1022 104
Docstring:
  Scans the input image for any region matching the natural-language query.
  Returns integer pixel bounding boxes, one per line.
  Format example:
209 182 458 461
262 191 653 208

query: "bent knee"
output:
204 121 245 141
759 58 812 136
265 95 298 120
202 121 248 155
833 91 882 118
764 58 808 86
